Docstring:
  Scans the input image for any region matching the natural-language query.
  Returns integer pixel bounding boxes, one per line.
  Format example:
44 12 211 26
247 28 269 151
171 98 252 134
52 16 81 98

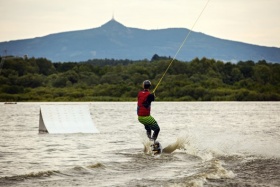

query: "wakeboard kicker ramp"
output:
39 104 99 134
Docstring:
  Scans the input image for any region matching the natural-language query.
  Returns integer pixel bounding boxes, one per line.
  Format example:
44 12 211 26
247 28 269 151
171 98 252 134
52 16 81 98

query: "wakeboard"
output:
144 137 185 155
151 141 162 156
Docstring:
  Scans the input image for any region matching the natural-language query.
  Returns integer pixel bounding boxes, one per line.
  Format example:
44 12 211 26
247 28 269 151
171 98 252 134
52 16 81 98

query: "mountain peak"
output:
100 18 126 30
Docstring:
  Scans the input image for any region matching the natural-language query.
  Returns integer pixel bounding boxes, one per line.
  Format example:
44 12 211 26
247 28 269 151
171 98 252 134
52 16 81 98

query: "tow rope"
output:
152 0 211 94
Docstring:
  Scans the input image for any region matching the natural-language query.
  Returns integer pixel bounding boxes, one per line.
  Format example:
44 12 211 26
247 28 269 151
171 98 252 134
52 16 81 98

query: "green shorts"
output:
138 115 159 131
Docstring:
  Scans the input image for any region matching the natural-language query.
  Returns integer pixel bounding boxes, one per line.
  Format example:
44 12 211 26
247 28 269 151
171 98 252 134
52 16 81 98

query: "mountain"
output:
1 19 280 63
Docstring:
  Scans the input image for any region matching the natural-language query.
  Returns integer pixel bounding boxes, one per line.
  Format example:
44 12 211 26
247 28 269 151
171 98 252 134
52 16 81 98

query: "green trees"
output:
0 56 279 101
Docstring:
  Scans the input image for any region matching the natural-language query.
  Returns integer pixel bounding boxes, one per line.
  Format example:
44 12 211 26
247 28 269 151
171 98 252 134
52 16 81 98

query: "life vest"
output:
137 90 151 116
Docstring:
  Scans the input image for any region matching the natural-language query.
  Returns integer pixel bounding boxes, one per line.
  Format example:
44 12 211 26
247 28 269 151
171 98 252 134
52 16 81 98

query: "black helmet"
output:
143 80 151 89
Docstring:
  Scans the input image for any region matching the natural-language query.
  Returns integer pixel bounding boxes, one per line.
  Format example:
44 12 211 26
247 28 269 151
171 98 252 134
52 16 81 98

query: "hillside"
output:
0 19 280 63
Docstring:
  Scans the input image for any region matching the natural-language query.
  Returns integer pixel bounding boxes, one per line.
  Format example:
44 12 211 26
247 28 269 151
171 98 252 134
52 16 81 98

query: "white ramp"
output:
39 105 99 134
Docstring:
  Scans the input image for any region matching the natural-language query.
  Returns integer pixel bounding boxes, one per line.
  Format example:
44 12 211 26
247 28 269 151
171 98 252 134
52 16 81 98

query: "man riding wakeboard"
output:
137 80 160 142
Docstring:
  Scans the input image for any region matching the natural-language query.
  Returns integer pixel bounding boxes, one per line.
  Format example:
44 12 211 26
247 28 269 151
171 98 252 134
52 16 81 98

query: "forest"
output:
0 55 280 102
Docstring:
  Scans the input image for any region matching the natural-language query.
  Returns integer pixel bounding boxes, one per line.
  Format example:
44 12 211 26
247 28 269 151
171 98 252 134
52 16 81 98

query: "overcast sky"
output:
1 0 279 47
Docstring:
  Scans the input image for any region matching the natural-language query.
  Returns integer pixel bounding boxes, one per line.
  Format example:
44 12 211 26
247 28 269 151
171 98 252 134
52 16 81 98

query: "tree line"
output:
0 55 280 101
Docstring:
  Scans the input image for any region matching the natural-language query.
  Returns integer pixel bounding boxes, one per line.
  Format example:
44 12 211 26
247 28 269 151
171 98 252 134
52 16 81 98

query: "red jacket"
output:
137 90 154 116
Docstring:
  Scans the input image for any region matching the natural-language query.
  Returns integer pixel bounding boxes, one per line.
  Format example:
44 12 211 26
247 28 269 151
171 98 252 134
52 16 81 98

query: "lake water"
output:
0 102 279 187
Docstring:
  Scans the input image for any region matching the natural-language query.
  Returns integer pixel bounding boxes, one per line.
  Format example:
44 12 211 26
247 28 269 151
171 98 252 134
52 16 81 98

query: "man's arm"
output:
142 93 155 108
147 93 155 103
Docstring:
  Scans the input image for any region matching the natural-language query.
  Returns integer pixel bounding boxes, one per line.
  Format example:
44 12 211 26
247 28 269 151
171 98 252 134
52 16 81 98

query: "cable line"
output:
152 0 211 93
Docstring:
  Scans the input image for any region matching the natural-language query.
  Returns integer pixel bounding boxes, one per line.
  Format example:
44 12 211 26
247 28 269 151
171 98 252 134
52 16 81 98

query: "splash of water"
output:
162 136 187 153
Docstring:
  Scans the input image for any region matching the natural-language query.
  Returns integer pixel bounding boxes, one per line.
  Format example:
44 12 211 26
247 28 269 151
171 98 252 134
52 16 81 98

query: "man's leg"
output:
144 125 152 139
151 124 160 141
